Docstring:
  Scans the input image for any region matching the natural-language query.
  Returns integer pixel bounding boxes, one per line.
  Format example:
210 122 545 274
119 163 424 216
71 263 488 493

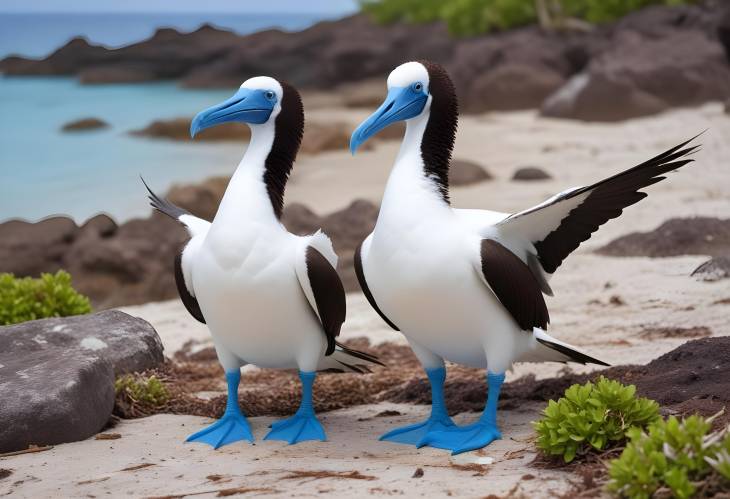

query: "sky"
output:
0 0 359 14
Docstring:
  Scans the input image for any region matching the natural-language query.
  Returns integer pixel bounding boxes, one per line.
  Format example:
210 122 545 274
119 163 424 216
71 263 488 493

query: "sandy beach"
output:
3 102 729 498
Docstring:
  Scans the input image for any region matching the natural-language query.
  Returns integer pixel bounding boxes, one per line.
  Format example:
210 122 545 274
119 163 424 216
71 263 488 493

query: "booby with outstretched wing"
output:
349 61 698 455
143 76 381 449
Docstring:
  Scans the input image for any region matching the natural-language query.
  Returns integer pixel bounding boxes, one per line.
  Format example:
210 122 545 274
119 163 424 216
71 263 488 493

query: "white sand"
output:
4 104 729 498
1 403 573 498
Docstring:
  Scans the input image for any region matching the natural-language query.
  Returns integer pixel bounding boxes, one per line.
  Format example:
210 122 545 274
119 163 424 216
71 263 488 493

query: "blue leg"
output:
264 371 326 444
186 370 254 448
379 366 456 446
420 371 505 454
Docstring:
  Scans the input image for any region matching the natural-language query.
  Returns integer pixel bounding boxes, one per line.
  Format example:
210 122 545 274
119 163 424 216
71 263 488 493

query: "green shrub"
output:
360 0 697 36
115 374 169 407
534 376 660 463
608 414 730 498
0 271 92 326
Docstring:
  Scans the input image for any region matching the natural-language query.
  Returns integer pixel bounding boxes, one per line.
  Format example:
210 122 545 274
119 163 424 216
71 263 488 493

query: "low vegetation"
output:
115 374 169 415
360 0 697 36
608 414 730 498
534 377 660 463
0 271 92 326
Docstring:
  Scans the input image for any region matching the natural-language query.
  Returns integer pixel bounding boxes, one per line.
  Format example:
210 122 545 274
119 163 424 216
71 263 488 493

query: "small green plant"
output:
0 270 92 326
534 376 660 463
115 374 169 407
608 414 730 498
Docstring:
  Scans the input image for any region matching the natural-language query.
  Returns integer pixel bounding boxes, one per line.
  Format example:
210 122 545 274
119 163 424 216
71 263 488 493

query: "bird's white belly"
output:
193 240 325 370
366 235 510 369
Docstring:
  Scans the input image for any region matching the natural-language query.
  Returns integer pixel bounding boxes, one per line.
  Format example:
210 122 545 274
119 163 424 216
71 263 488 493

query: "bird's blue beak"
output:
350 86 428 154
190 88 276 138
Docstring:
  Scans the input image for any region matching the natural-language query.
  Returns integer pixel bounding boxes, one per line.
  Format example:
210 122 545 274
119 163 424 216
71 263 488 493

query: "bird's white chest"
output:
364 206 496 366
191 224 322 368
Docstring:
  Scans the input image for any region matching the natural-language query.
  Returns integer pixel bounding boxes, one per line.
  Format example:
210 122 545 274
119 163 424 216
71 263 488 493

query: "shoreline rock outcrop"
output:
2 4 728 121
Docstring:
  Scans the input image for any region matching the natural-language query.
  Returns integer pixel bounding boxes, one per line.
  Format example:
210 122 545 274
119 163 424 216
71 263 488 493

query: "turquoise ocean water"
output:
0 77 246 223
0 12 350 223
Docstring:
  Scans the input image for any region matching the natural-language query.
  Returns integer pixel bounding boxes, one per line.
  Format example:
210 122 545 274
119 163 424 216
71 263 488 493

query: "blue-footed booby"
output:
349 61 698 455
143 76 381 448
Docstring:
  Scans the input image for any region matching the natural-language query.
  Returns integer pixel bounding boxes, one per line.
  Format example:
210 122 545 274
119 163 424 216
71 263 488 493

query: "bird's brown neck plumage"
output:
263 82 304 219
419 60 458 205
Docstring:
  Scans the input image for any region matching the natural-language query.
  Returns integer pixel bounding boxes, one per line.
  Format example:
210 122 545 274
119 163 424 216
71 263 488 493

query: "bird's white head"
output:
190 76 287 138
350 61 450 154
349 60 458 203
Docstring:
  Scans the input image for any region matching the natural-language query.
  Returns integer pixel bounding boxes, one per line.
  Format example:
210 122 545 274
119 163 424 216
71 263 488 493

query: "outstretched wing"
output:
294 233 346 356
497 136 699 280
142 177 210 324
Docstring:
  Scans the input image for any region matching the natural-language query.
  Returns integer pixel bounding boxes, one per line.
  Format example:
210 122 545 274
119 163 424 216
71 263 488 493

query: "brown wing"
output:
354 242 400 331
305 246 346 355
480 239 549 331
174 252 205 324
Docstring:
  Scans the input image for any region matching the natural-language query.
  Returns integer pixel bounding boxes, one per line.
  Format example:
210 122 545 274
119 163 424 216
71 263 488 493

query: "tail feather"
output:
531 329 610 366
318 343 385 373
141 176 189 221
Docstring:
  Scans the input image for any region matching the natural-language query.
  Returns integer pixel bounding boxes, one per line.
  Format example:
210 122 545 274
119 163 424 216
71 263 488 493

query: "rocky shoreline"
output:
3 4 730 121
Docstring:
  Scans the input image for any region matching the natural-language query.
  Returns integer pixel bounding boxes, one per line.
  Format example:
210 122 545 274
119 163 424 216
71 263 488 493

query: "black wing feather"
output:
142 177 205 323
141 176 189 221
511 136 699 274
174 252 205 324
305 246 346 356
354 242 400 331
481 239 549 331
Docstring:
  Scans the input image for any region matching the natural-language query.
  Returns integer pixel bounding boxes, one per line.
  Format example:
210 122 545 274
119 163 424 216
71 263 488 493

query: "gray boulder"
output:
0 350 114 453
0 311 164 452
0 310 164 377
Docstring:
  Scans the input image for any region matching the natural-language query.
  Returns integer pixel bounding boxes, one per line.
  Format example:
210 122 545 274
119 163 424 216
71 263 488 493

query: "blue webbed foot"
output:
186 411 254 449
264 412 326 444
264 371 326 444
380 415 455 445
186 369 254 449
379 366 456 447
419 421 501 454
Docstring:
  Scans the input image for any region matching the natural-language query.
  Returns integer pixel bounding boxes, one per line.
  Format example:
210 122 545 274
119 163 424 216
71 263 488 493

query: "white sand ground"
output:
3 104 729 498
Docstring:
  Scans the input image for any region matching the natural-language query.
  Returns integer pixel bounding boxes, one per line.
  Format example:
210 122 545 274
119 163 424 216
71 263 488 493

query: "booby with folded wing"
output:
143 76 381 449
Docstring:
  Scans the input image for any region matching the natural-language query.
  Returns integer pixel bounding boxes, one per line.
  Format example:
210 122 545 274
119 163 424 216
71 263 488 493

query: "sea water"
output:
0 77 246 223
0 10 356 223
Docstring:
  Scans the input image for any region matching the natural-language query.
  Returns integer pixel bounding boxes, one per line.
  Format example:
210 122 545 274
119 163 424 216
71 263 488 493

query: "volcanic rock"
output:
131 118 249 142
597 217 730 257
0 310 163 376
61 117 109 132
542 30 730 121
0 213 187 308
0 310 163 452
0 349 114 453
512 166 552 181
450 160 492 186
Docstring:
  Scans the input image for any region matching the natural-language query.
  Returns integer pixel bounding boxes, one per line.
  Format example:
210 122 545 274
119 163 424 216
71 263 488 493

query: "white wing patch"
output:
179 214 211 239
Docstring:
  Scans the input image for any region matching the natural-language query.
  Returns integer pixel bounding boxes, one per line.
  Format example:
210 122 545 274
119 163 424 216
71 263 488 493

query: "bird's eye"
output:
265 91 275 101
412 82 424 92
